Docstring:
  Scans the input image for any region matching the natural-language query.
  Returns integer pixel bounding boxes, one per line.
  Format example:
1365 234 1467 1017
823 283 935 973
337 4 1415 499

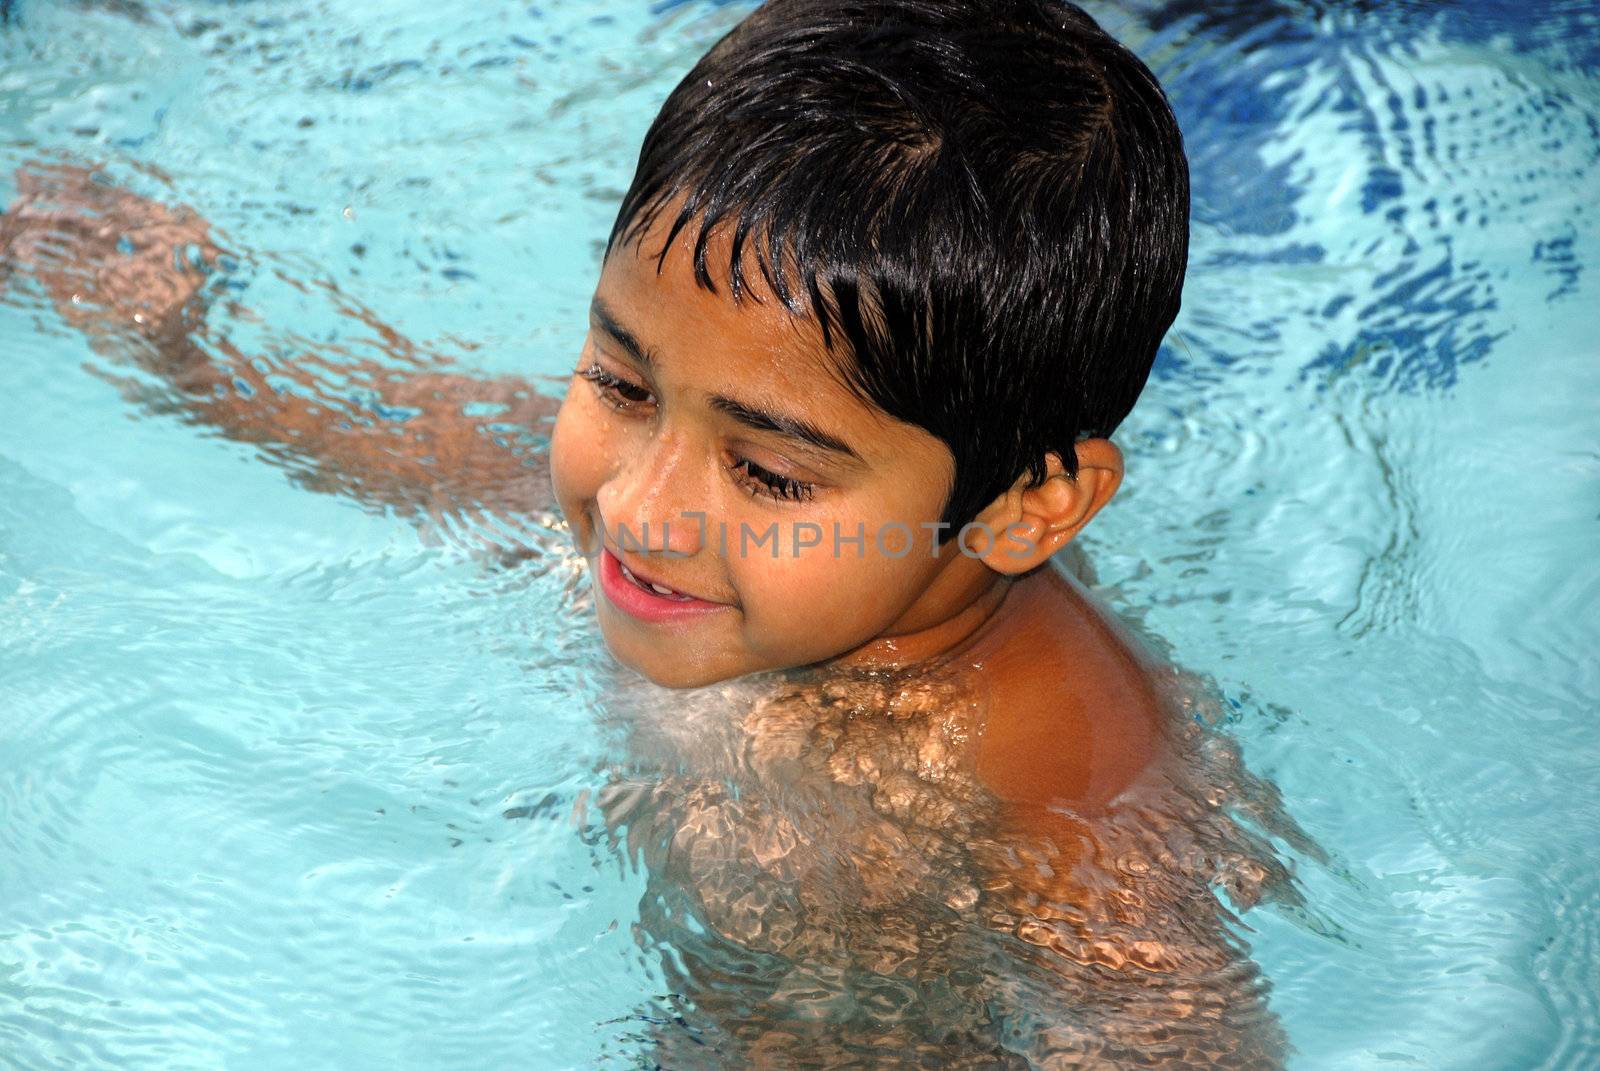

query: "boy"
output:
4 1 1313 1066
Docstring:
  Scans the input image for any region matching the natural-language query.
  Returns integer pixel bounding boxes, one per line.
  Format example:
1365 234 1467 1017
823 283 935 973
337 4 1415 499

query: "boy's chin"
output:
596 619 828 691
633 663 729 690
605 638 741 691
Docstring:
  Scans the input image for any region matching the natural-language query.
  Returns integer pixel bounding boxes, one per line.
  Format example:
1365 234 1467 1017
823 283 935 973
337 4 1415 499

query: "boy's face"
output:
549 214 1001 688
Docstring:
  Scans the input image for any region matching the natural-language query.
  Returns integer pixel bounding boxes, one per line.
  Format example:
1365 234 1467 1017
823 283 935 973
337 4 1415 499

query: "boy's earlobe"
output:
974 440 1124 576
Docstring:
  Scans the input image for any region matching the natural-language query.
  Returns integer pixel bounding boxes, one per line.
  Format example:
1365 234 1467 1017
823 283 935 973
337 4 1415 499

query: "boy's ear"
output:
969 440 1123 576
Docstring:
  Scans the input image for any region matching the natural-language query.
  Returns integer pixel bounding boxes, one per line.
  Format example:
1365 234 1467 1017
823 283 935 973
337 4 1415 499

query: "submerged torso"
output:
593 559 1310 1069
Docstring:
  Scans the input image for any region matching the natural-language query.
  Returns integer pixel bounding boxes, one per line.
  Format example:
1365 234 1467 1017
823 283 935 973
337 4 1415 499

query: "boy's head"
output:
550 0 1189 687
612 0 1188 530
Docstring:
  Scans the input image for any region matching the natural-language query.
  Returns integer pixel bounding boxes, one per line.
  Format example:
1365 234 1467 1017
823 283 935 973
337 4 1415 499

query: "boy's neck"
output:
834 570 1014 673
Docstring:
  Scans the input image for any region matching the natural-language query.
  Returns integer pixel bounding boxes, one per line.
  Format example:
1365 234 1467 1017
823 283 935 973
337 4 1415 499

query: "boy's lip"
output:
596 546 730 623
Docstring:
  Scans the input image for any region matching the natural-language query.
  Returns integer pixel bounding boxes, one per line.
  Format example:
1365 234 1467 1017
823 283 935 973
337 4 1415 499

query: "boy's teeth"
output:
619 559 689 600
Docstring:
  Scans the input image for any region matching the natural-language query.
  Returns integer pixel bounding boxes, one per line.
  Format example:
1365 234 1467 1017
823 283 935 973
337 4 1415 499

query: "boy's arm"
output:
2 161 561 524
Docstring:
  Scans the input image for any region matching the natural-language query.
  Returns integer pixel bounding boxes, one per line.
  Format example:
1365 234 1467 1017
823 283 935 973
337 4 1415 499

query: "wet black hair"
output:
607 0 1190 531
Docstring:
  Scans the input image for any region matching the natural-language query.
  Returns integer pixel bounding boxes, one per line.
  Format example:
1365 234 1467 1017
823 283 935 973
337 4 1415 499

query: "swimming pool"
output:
1 0 1596 1067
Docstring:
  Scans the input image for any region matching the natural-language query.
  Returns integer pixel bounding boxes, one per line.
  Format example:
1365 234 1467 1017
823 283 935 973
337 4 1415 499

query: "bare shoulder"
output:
966 558 1170 818
960 565 1291 1069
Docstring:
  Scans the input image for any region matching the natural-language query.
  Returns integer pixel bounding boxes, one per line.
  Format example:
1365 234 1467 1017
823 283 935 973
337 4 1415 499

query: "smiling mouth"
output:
596 547 729 624
615 556 699 602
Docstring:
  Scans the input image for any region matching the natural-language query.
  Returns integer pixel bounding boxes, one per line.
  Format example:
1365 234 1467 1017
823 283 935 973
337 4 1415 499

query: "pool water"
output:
1 1 1596 1068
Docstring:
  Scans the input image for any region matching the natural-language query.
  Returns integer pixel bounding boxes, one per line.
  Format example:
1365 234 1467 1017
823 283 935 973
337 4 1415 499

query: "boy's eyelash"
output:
730 457 816 503
579 362 815 504
578 362 653 407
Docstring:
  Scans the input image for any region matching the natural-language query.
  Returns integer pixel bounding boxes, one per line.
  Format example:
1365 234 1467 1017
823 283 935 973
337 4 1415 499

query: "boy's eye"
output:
578 362 654 409
730 456 816 504
577 360 814 503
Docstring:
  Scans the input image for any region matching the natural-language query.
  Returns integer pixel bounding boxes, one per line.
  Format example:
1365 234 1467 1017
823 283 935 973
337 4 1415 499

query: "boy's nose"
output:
596 435 705 559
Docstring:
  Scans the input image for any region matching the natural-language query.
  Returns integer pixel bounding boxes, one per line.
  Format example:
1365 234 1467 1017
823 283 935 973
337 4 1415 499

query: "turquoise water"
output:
1 1 1597 1068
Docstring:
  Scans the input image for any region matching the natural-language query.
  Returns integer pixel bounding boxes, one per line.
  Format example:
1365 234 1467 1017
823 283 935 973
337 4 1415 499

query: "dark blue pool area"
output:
1133 0 1599 393
2 2 1597 1068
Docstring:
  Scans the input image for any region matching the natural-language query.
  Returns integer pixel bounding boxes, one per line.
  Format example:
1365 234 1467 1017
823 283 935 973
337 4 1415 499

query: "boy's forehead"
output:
597 211 867 413
589 205 955 495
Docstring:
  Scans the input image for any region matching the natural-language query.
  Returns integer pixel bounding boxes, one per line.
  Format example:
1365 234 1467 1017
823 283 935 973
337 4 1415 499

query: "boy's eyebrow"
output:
589 297 661 369
589 296 863 464
707 395 863 463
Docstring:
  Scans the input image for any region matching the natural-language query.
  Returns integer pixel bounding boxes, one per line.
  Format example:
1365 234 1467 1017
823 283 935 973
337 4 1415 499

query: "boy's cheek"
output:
732 538 843 597
548 406 597 552
735 547 894 637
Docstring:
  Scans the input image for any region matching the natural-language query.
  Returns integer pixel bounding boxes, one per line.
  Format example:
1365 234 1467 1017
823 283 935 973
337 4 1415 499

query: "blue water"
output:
2 1 1597 1068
